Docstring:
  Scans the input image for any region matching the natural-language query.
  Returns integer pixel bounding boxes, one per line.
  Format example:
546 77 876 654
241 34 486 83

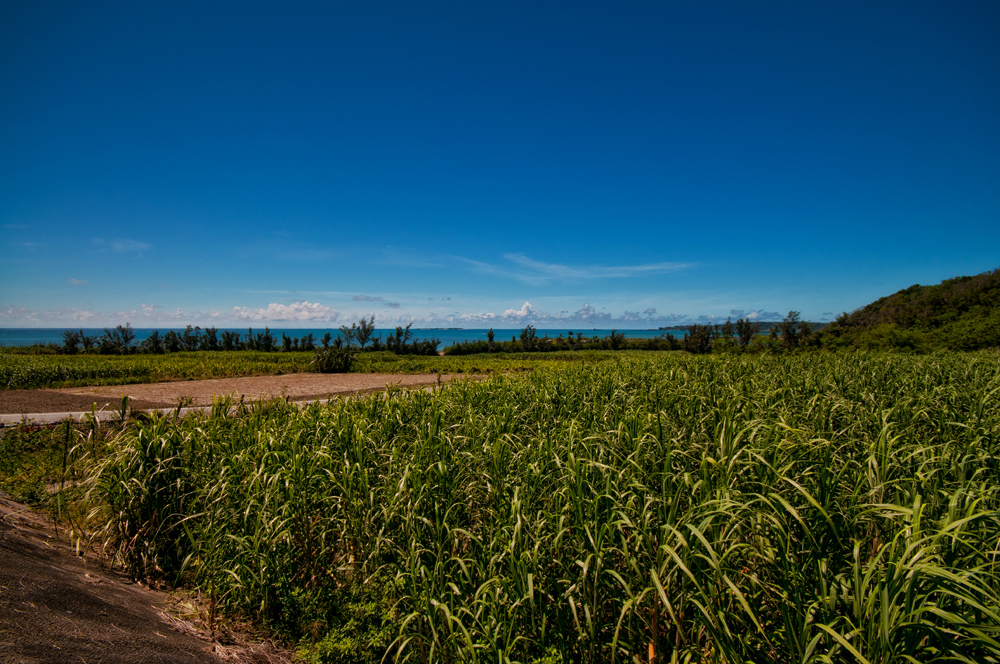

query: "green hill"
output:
819 268 1000 351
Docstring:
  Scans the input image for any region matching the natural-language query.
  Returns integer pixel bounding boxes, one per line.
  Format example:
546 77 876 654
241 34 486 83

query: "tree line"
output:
52 312 827 359
440 316 785 356
443 326 666 355
57 318 440 356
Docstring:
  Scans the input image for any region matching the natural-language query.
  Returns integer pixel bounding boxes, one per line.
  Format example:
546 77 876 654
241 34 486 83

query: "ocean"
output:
0 327 687 349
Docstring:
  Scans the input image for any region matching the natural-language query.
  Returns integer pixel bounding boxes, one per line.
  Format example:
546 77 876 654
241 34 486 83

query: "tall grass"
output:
80 352 999 662
1 350 608 390
0 351 316 389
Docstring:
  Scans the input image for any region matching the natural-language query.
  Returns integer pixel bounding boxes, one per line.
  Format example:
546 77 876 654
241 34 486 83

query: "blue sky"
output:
2 1 998 329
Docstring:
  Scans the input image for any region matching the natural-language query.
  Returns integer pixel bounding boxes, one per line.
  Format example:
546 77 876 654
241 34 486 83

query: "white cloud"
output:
451 301 681 327
1 300 342 327
574 303 610 321
730 309 781 321
1 305 104 324
348 296 402 309
505 254 691 279
68 278 89 286
0 298 805 330
232 301 340 322
112 240 149 252
458 253 693 284
277 248 339 261
457 311 498 324
93 238 151 253
501 301 537 319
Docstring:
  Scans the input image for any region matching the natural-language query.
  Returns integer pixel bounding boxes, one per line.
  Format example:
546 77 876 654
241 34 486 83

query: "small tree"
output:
385 324 414 354
200 327 220 351
799 320 814 347
721 317 734 340
356 315 376 349
339 323 356 349
98 323 136 354
520 325 538 352
79 331 97 352
61 330 81 354
735 318 759 348
164 330 183 353
250 327 276 352
98 330 117 354
221 330 240 351
116 323 136 352
140 330 165 354
779 311 802 350
684 323 715 354
181 325 200 351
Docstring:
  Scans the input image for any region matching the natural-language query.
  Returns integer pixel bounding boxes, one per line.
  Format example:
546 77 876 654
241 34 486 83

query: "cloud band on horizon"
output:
0 299 811 328
456 253 694 285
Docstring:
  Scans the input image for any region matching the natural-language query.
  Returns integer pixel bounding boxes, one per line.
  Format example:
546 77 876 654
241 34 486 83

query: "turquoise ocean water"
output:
0 327 685 349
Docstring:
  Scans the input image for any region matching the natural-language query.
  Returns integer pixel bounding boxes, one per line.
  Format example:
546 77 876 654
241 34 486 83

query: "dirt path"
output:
0 493 290 663
1 372 466 415
0 391 172 417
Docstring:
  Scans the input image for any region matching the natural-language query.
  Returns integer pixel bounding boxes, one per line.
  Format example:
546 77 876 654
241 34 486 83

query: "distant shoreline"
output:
657 321 829 331
0 324 833 349
0 327 690 348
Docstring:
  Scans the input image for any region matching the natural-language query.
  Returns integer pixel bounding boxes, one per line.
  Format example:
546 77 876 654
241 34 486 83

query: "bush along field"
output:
13 351 992 663
0 348 631 390
442 325 684 355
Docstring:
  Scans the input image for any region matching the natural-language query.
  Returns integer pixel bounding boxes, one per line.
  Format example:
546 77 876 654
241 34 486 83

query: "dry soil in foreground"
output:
0 492 291 664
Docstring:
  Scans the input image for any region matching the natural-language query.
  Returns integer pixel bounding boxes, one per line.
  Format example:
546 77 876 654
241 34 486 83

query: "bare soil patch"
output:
0 493 291 663
0 390 172 416
2 373 466 415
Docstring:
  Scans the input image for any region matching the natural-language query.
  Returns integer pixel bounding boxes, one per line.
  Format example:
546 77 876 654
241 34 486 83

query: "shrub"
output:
311 348 355 373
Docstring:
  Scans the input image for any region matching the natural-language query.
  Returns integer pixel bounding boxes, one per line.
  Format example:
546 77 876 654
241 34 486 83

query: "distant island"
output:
658 322 829 332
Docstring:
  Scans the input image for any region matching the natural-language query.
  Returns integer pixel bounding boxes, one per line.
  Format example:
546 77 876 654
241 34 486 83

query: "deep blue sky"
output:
2 1 998 328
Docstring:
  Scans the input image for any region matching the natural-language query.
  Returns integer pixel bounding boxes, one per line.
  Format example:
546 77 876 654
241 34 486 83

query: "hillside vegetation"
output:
819 268 1000 351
